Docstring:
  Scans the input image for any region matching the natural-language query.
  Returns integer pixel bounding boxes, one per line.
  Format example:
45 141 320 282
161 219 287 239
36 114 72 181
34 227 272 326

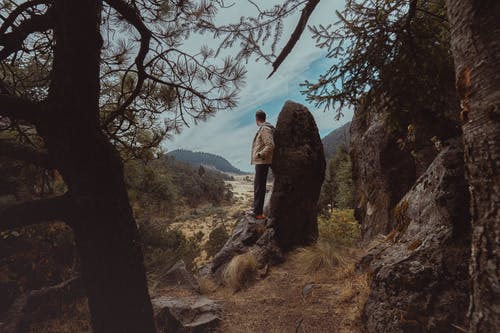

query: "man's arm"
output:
257 127 274 159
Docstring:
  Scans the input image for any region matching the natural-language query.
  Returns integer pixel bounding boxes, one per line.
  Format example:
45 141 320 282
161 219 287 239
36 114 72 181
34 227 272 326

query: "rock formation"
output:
209 213 283 277
270 100 326 249
359 141 471 332
159 260 200 292
207 100 325 277
350 94 461 241
350 98 416 241
153 295 222 333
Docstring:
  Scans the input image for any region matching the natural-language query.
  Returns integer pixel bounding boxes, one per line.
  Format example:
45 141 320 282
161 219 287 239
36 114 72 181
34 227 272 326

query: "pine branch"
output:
0 9 54 61
103 0 152 126
268 0 320 78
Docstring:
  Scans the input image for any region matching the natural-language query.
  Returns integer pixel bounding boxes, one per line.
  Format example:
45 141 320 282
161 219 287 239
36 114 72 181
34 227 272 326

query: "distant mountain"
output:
168 149 246 174
322 122 351 160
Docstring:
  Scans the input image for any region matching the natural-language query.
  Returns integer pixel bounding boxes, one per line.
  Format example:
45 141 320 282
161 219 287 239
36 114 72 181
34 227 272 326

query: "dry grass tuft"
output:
293 210 360 273
293 240 350 272
223 252 257 292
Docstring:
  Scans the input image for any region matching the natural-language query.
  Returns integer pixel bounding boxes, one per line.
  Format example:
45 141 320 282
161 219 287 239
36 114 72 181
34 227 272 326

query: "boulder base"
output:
209 214 283 278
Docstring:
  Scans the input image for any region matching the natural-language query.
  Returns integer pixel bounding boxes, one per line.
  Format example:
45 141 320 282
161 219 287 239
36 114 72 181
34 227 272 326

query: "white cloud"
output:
166 1 350 172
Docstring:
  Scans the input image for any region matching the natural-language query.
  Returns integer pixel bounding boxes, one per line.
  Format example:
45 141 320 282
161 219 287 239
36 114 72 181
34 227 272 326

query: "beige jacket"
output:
251 122 275 165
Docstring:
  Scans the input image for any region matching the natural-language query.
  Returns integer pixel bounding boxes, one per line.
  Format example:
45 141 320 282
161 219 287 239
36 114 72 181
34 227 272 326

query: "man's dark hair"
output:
256 109 266 122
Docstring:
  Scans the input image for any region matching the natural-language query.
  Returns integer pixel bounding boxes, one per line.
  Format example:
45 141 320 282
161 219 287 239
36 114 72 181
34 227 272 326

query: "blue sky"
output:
167 1 352 172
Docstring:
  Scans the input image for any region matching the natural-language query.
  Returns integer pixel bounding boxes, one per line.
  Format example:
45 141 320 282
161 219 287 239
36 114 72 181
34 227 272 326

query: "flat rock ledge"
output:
158 259 201 293
153 295 222 333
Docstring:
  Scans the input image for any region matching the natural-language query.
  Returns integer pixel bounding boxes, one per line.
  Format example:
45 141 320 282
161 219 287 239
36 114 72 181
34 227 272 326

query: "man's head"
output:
255 109 266 125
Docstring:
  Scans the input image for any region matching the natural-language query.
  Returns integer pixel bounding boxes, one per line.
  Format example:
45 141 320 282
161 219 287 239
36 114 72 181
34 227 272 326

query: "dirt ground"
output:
211 257 368 333
150 250 368 333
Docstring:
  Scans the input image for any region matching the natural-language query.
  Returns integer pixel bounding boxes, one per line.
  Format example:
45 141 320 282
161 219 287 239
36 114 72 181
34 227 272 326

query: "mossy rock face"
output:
360 141 471 333
386 200 410 243
406 239 423 251
349 96 416 241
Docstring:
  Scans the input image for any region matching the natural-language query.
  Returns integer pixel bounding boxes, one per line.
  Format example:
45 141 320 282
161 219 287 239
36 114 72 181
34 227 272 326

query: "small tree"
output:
319 145 354 215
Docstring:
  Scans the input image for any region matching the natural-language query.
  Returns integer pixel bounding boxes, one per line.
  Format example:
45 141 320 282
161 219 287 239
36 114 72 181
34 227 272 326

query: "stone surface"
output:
153 295 222 333
159 260 200 292
209 214 283 278
270 100 326 250
360 141 471 333
350 99 415 241
350 94 461 241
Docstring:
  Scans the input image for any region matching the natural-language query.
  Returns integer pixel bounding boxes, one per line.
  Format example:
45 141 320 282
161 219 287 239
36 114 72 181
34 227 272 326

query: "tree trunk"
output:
445 1 500 331
36 1 156 331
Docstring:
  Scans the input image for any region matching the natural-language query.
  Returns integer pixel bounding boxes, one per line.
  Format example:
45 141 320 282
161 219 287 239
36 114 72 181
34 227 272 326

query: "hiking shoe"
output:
255 214 266 220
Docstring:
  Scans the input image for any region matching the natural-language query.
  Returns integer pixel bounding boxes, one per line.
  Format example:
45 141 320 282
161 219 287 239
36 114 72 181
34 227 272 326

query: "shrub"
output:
293 210 360 272
138 222 201 274
205 226 229 258
318 209 360 247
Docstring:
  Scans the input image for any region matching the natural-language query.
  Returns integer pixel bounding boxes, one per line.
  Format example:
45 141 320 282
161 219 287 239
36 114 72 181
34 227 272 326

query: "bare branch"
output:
0 9 54 61
0 0 52 35
0 194 70 231
0 94 44 124
268 0 320 78
0 138 52 167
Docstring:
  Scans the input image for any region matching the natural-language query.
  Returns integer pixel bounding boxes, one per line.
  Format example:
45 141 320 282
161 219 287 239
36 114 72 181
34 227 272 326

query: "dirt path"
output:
210 256 367 333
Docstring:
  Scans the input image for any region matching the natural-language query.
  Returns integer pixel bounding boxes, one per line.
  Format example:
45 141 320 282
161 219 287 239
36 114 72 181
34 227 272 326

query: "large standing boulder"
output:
359 141 471 333
270 100 326 250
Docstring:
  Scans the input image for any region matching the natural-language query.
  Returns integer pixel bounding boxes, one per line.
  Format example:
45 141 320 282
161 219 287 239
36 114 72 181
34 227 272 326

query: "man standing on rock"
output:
249 109 275 219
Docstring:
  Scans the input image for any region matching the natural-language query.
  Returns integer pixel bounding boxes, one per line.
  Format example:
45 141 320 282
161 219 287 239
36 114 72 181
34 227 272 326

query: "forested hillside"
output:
321 122 351 160
168 149 245 175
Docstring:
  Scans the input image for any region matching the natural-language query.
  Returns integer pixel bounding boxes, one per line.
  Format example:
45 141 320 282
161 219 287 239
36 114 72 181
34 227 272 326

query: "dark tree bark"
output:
445 1 500 331
29 1 156 331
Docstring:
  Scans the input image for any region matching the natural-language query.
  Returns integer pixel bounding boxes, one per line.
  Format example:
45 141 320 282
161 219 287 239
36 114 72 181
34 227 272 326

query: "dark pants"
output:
254 164 270 215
